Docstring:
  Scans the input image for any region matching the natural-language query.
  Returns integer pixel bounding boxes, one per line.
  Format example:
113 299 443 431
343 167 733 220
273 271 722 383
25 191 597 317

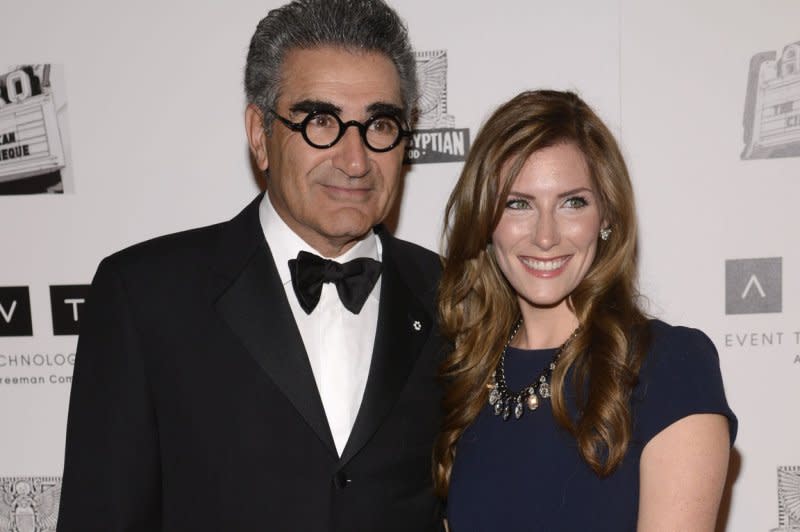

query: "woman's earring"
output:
600 227 612 241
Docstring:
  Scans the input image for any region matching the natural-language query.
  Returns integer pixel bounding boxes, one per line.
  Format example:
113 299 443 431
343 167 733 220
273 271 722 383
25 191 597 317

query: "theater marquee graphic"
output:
0 64 71 194
770 466 800 532
405 50 470 164
742 41 800 159
0 477 60 532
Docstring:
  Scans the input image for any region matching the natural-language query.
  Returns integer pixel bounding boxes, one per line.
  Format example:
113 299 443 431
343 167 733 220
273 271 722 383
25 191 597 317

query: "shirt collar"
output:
259 192 382 287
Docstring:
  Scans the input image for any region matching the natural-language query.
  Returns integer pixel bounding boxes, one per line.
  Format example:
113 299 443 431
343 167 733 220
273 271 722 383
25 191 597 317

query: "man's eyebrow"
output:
367 102 404 117
287 100 404 119
288 100 341 115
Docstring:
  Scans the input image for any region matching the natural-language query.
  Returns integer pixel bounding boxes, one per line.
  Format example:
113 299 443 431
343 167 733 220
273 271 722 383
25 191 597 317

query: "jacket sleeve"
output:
57 258 162 531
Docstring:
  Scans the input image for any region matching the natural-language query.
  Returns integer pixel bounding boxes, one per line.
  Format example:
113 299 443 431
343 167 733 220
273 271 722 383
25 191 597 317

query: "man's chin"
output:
322 224 375 243
313 212 372 238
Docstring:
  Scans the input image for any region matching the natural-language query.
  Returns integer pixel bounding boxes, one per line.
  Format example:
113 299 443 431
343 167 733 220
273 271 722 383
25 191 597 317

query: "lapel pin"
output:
412 320 422 331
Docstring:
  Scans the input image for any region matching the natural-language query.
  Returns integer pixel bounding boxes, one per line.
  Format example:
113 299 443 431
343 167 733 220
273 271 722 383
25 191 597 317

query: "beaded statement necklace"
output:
488 320 580 420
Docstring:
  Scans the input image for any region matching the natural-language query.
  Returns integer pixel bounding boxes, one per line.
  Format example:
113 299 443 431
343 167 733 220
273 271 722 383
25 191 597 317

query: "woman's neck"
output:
512 300 580 350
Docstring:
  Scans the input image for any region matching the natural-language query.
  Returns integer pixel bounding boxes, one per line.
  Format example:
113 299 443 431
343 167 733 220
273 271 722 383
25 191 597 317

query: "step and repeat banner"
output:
0 1 797 530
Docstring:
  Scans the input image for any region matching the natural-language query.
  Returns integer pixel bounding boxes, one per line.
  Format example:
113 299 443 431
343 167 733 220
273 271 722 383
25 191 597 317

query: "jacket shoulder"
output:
101 194 262 276
381 232 442 290
389 236 441 272
101 221 227 275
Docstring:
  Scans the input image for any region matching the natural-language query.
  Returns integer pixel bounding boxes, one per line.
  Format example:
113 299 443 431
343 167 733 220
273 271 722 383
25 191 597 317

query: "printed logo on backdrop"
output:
769 466 800 532
404 50 470 164
725 257 782 314
0 477 60 532
0 287 32 337
49 285 88 336
0 65 71 194
742 41 800 160
0 285 87 387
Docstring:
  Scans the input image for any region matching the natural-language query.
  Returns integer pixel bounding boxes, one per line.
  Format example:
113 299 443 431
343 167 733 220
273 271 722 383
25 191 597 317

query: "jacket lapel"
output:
212 196 337 456
339 230 434 464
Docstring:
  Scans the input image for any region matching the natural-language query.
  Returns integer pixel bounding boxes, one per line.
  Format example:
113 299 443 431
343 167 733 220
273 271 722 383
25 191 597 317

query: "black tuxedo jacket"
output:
57 195 445 532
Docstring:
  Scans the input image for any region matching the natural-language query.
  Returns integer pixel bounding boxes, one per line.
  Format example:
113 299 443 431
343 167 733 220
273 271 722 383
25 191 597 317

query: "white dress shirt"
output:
259 193 381 456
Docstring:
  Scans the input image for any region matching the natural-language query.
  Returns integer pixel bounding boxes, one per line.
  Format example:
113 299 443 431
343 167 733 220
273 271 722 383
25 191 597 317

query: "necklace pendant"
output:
488 387 500 406
513 399 524 419
526 393 539 411
489 323 578 421
493 398 503 416
538 382 551 399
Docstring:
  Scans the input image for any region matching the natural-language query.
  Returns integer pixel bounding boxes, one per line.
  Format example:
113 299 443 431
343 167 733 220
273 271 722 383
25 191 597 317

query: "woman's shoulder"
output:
633 319 737 445
638 318 721 382
646 318 714 350
642 318 720 370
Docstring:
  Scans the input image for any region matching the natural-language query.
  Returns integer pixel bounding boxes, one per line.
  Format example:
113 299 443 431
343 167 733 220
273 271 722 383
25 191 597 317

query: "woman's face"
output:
491 142 603 313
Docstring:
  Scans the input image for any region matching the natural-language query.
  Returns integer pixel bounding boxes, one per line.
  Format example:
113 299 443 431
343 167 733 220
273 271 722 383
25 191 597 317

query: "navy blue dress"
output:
447 320 737 532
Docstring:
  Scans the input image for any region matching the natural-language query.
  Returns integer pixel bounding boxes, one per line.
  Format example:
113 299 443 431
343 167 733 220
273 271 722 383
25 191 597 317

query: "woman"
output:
435 90 736 531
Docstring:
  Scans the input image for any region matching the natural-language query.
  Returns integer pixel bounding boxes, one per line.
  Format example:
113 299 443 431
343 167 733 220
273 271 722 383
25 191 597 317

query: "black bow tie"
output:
288 250 382 315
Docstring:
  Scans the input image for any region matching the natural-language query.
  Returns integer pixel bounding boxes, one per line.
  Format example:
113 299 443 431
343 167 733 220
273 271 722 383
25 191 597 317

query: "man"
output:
56 1 445 530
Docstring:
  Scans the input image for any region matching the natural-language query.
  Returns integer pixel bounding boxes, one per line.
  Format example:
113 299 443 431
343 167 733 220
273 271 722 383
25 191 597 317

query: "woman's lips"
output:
518 255 571 277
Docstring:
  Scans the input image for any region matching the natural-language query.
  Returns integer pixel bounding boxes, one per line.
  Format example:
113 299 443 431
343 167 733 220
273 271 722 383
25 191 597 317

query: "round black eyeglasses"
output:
269 109 411 153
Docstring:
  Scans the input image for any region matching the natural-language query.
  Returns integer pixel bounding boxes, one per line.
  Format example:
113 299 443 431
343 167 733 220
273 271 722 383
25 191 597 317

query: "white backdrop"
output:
0 1 798 530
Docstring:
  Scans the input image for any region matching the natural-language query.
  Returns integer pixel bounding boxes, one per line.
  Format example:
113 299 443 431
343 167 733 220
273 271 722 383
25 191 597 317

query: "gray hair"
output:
245 0 418 127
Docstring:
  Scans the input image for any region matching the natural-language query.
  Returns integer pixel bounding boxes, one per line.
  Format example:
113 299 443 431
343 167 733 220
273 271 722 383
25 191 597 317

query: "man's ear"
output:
245 104 269 171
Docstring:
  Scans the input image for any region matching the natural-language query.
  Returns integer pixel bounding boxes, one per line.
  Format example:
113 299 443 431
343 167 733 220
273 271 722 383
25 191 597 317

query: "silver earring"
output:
600 227 611 241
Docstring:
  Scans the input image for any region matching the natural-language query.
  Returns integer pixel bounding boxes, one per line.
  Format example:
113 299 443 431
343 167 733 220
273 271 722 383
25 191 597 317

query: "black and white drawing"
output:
0 65 71 194
742 41 800 160
405 50 470 164
415 50 455 130
770 466 800 532
0 477 60 532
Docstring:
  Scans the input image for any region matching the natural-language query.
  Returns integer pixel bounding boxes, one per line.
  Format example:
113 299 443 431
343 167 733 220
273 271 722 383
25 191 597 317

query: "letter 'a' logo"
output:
0 286 33 336
725 257 782 314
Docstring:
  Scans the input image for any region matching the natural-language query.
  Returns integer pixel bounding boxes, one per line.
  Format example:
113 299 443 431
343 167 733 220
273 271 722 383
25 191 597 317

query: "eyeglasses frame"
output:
268 109 412 153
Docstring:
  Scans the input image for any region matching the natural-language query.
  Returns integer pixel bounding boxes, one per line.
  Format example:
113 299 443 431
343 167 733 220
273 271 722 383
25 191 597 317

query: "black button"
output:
333 471 351 489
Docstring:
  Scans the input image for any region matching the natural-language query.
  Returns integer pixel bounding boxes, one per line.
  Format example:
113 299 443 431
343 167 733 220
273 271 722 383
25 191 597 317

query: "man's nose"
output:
332 124 369 178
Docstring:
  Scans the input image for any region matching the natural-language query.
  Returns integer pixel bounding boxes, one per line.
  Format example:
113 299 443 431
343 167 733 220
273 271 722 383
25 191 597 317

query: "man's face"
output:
246 47 406 257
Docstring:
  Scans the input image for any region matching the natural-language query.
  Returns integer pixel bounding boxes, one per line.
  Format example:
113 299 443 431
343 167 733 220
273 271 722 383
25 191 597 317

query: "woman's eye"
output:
505 198 529 210
564 196 588 209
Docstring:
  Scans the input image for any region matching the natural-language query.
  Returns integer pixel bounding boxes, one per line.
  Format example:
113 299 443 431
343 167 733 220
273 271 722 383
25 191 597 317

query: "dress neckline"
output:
505 346 559 357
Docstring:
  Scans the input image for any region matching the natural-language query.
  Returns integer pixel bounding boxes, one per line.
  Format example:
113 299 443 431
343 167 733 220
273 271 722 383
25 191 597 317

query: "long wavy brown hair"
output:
434 90 651 497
